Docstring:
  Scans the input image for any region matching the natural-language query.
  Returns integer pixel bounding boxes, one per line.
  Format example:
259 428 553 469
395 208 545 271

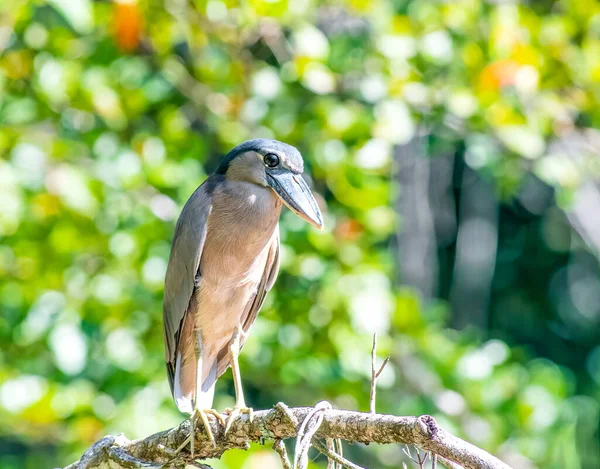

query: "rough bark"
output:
64 404 512 469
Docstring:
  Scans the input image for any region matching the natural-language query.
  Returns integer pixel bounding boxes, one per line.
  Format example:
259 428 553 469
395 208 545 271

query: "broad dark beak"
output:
267 172 323 229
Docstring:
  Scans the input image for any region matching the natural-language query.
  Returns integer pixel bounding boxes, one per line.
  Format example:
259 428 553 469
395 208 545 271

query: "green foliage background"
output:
0 1 599 468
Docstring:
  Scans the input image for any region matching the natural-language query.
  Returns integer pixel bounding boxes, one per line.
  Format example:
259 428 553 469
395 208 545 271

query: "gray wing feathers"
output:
265 229 281 291
242 229 280 333
163 183 212 394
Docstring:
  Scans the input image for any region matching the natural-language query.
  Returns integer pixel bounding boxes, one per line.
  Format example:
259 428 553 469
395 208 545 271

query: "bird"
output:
162 139 323 455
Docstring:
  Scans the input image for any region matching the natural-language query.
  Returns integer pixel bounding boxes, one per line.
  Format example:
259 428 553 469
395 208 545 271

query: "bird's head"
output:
217 139 323 229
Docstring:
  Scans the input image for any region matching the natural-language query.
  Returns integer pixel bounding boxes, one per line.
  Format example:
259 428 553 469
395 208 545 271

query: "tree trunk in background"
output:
394 138 498 331
450 164 499 331
394 138 437 301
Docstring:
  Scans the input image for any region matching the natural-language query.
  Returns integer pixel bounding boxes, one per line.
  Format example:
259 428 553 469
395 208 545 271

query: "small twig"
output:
293 401 331 469
326 439 335 469
312 440 367 469
370 334 378 414
370 333 390 414
273 439 292 469
403 445 429 469
431 453 437 469
417 450 429 469
335 439 343 469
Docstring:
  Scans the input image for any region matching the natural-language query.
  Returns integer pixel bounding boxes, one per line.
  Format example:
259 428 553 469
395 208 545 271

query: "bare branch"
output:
370 334 390 414
312 439 367 469
326 439 336 469
404 445 429 469
335 438 344 469
273 439 292 469
64 406 512 469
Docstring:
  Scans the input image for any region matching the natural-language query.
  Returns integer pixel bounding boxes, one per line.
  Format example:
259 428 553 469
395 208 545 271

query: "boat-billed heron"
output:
162 139 323 453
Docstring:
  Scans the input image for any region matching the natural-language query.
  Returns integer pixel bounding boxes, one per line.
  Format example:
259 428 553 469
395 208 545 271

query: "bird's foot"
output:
223 405 254 434
205 408 227 427
175 408 224 455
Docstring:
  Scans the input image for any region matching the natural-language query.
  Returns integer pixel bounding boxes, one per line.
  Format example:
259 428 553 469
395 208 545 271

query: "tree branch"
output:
64 404 512 469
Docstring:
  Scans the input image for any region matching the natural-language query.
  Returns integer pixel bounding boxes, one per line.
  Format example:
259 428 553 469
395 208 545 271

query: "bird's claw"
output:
195 408 217 450
176 408 225 456
204 408 227 427
223 406 254 434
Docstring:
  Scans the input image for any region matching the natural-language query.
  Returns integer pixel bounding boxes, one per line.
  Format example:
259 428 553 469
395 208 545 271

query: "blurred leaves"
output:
0 1 599 469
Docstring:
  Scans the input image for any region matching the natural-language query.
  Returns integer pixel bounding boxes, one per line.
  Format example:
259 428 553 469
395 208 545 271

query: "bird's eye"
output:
264 153 280 168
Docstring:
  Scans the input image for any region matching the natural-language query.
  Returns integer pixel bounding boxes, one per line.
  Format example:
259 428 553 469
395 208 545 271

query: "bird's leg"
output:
224 325 254 434
175 330 228 456
173 410 204 456
231 325 247 409
192 330 220 451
